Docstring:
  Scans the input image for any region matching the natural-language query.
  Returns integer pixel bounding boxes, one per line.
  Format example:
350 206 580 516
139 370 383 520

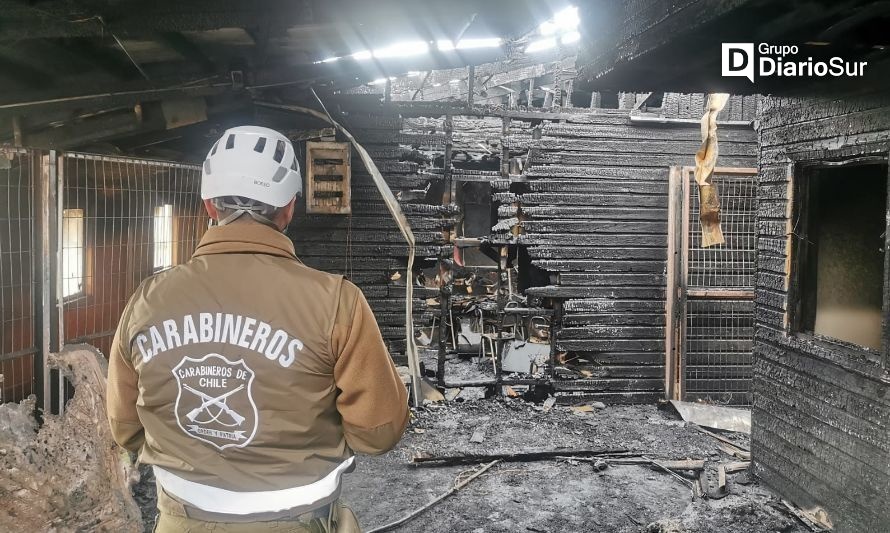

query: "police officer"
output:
107 126 409 532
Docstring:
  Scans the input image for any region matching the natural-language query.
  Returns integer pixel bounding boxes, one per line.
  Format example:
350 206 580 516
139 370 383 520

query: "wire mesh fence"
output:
0 149 37 403
685 299 754 404
685 172 757 405
688 175 756 288
59 153 207 357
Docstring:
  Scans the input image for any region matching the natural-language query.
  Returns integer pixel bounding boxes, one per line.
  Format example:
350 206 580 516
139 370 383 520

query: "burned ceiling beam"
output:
15 107 145 149
157 32 217 74
0 0 314 40
0 50 54 89
0 77 231 120
6 92 250 156
55 37 148 81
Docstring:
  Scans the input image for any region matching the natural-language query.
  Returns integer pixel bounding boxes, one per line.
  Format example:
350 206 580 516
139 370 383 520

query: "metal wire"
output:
0 149 37 403
685 299 754 404
59 153 207 357
688 175 756 288
686 174 756 405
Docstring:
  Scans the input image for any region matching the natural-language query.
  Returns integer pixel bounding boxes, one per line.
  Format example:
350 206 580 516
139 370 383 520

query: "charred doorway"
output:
667 166 757 405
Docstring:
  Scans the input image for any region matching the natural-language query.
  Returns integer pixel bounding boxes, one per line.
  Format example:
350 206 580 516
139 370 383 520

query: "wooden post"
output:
38 151 59 413
467 65 475 107
55 151 65 414
549 301 563 382
527 78 534 108
411 71 432 101
552 66 561 108
437 113 454 386
495 246 507 390
444 113 453 179
437 280 450 388
665 166 688 400
564 79 574 107
500 115 510 177
12 116 22 146
543 89 553 109
883 150 890 370
527 123 542 169
783 163 795 331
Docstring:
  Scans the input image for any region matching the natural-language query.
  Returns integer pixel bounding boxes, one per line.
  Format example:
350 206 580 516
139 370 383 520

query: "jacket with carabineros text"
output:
106 221 408 512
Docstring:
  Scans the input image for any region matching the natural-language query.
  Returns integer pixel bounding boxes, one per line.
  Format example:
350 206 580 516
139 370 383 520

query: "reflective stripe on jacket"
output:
106 220 409 513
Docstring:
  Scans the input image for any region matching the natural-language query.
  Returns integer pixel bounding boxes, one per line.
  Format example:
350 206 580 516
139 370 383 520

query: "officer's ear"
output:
274 196 297 231
204 199 220 221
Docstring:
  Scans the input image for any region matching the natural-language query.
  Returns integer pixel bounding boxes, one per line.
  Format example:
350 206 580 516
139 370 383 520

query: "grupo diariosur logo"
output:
722 43 868 83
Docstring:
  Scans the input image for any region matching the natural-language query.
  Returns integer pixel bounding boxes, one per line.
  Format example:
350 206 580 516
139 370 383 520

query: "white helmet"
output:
201 125 302 207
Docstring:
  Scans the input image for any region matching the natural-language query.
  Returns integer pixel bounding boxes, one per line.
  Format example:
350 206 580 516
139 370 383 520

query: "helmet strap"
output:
215 197 278 229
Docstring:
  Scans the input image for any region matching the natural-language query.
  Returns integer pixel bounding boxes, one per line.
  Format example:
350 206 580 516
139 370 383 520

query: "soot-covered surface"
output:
134 399 805 533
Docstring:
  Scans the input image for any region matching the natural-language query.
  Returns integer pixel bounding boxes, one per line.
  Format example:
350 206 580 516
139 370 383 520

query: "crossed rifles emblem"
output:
183 383 246 426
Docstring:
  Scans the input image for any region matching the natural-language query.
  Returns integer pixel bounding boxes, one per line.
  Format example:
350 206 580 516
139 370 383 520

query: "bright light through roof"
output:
351 50 372 60
456 37 502 49
561 31 581 45
437 37 501 51
539 5 579 36
373 40 430 58
525 37 557 53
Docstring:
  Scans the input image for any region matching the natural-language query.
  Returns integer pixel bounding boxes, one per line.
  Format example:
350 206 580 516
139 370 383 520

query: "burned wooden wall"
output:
287 94 759 400
497 98 758 403
286 110 450 359
752 94 890 533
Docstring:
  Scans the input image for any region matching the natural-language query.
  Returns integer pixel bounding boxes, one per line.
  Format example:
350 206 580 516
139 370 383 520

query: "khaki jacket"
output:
106 221 408 514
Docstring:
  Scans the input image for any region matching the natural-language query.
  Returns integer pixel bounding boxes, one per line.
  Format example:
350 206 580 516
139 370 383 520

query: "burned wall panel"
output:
752 93 890 533
518 106 758 404
288 96 758 402
287 112 450 360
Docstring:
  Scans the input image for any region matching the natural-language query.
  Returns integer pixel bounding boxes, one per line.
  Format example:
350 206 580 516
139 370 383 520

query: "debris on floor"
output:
669 400 751 434
124 396 807 532
0 346 142 532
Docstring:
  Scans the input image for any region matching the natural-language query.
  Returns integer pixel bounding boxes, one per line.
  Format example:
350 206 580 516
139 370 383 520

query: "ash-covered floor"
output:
135 398 807 533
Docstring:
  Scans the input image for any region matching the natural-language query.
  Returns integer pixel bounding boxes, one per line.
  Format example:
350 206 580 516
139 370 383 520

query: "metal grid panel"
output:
59 153 207 356
0 150 37 403
688 174 756 288
685 299 754 404
685 172 757 405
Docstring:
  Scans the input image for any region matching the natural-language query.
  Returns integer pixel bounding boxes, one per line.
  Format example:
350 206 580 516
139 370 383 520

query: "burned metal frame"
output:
38 150 59 413
1 149 206 413
0 149 41 404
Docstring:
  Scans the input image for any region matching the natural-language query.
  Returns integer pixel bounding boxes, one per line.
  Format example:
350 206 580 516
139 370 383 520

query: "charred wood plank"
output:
412 448 633 467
